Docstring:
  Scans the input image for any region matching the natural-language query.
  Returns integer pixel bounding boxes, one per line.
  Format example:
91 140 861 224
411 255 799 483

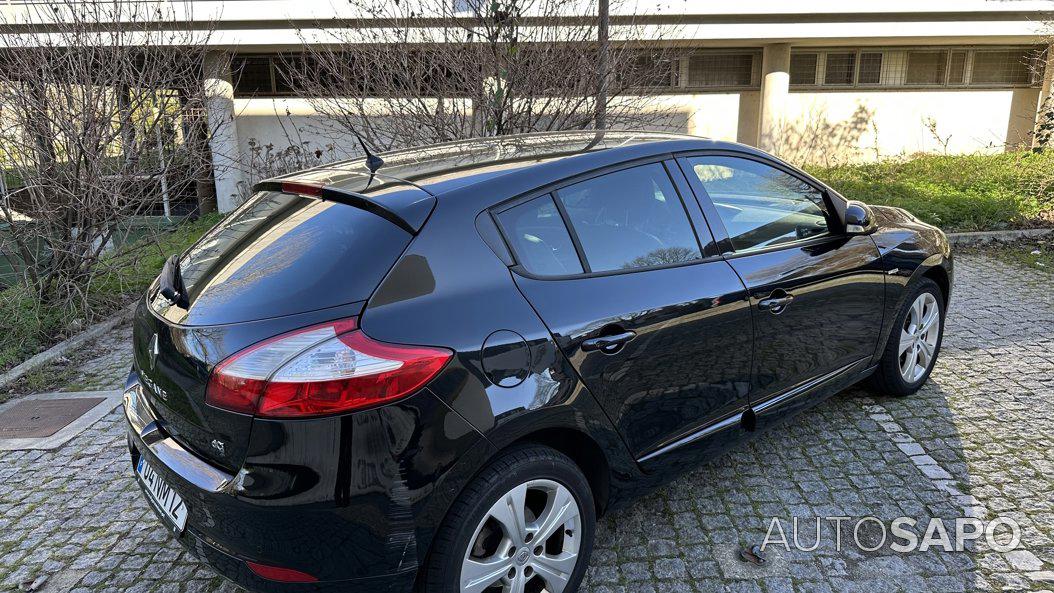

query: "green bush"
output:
0 213 222 370
808 151 1054 232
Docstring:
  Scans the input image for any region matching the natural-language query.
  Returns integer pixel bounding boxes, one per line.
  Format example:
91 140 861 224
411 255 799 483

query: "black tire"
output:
424 444 596 593
867 277 945 396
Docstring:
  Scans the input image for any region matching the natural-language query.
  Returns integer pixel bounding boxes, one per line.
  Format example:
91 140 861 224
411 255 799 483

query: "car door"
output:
494 160 755 462
678 153 885 410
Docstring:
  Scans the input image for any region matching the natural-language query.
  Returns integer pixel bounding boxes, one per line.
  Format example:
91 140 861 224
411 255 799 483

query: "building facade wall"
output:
231 83 1045 177
225 39 1051 185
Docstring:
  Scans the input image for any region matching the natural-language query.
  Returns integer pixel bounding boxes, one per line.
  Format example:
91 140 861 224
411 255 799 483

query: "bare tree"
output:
1036 40 1054 150
285 0 683 151
595 0 610 131
1033 20 1054 150
0 0 218 311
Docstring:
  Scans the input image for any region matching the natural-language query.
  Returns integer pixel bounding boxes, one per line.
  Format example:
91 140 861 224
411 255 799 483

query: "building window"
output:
232 46 1045 98
621 54 678 88
948 51 968 85
686 52 759 88
905 51 947 85
235 57 275 95
971 49 1036 85
824 52 856 85
790 53 818 86
789 46 1044 90
858 53 883 85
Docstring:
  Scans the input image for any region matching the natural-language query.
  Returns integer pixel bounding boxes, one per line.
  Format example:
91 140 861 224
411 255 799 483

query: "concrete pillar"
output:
203 51 243 212
758 43 792 154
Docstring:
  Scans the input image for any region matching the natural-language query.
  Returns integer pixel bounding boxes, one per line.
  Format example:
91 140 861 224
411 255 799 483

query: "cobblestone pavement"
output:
1 253 1051 593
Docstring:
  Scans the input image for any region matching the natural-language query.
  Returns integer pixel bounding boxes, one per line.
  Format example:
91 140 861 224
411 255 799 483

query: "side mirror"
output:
844 201 876 235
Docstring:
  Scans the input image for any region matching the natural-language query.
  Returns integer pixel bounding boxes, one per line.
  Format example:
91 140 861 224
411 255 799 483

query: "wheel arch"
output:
413 424 615 592
508 427 612 517
921 264 951 308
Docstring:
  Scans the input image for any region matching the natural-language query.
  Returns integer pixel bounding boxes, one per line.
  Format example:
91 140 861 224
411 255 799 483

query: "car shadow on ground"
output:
581 379 983 591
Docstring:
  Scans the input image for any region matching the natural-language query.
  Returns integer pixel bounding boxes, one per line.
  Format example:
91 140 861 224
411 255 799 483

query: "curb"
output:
0 304 135 390
947 228 1054 245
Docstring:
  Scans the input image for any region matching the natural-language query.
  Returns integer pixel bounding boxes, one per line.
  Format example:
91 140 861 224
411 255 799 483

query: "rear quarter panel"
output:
359 185 644 540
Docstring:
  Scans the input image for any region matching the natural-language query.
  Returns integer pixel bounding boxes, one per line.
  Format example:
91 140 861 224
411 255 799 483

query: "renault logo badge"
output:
149 334 160 370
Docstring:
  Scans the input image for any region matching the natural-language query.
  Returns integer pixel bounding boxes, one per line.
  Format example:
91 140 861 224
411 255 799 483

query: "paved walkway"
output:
1 253 1051 593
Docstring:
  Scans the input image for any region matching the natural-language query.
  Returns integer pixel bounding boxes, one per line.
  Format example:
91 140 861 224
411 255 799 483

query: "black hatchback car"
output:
125 131 951 593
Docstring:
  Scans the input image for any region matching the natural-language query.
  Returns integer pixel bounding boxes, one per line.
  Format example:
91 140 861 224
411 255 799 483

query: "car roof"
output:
270 131 754 198
261 131 770 232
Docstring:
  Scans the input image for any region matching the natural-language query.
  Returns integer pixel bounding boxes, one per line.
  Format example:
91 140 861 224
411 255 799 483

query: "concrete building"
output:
6 0 1052 212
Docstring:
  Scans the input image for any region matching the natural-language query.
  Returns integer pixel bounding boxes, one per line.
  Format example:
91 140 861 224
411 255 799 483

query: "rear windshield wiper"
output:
158 254 189 308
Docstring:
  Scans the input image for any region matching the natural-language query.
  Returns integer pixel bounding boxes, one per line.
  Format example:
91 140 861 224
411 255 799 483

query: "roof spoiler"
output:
253 180 435 235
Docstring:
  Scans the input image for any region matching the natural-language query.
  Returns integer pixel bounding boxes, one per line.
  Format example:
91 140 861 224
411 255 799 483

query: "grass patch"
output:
0 213 222 371
808 151 1054 233
969 239 1054 273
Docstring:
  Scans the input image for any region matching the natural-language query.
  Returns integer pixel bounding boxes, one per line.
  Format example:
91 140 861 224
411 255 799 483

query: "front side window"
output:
686 156 830 253
496 195 584 276
555 163 701 273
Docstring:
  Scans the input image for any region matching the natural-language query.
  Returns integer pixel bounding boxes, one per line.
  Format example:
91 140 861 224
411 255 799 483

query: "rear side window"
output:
555 163 701 273
496 195 584 276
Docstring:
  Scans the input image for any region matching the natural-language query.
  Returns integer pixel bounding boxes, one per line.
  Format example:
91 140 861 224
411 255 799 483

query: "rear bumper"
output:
124 378 486 592
175 521 415 593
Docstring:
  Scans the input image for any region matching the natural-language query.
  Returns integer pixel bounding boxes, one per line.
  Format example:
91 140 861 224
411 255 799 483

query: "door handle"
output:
758 291 794 314
582 330 637 354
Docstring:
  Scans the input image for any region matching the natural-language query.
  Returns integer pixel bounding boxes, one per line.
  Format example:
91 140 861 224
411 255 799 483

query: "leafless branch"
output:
283 0 685 151
0 0 219 312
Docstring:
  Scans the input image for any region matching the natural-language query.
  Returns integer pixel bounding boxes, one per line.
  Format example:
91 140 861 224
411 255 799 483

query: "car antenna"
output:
357 135 384 175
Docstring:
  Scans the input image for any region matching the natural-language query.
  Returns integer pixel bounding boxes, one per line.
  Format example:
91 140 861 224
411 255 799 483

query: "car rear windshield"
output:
155 191 411 326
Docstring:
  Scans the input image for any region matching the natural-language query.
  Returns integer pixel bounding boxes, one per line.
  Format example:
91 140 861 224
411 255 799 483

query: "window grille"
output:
788 46 1044 90
231 46 1046 97
687 52 758 88
971 49 1035 85
824 52 856 85
790 53 818 86
906 51 947 85
858 53 883 85
948 51 968 85
234 57 274 95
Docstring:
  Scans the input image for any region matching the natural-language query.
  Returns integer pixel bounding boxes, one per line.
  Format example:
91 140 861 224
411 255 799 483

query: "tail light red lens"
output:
245 561 318 583
280 181 324 197
206 318 452 418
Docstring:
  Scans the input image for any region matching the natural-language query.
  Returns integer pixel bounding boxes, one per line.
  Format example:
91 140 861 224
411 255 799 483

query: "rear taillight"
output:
245 561 318 583
206 318 452 418
280 180 324 197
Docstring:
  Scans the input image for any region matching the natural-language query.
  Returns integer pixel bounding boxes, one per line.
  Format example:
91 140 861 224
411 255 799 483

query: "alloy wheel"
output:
461 479 582 593
898 292 940 383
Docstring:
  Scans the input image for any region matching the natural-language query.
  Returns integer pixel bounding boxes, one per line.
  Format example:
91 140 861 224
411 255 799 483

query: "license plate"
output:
137 456 188 533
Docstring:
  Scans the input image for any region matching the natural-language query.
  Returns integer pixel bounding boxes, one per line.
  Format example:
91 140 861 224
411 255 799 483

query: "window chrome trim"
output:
492 154 714 280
